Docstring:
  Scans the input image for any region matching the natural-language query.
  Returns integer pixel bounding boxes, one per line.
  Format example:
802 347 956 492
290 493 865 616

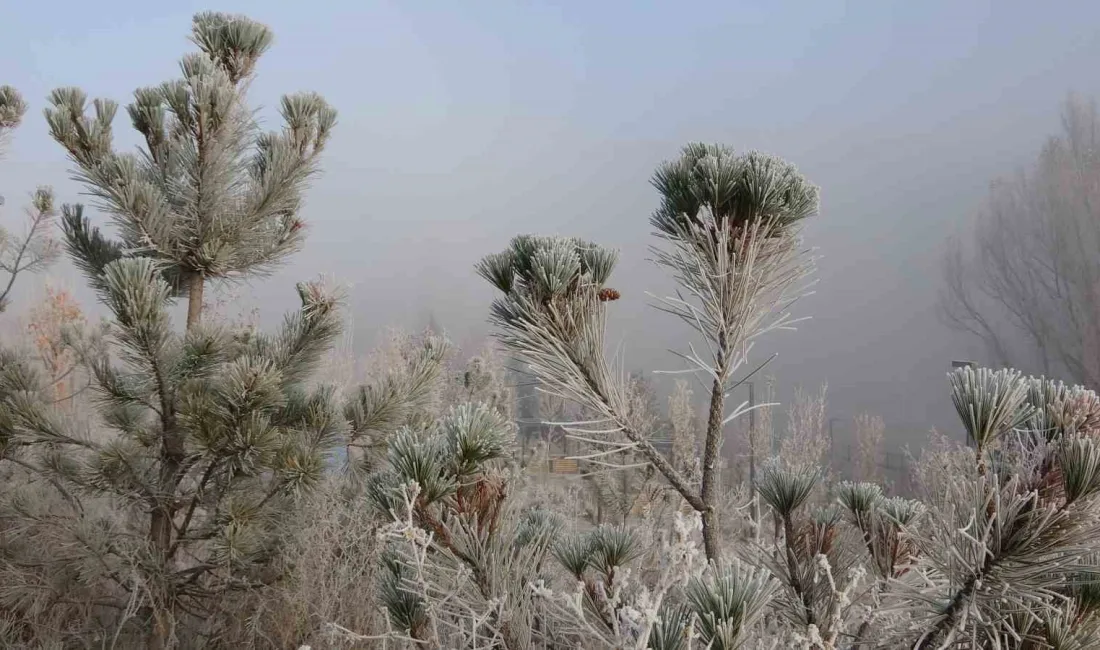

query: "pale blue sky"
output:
3 1 1099 447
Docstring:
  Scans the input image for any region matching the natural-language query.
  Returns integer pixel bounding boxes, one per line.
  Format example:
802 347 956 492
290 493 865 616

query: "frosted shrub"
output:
365 399 785 649
338 364 1100 647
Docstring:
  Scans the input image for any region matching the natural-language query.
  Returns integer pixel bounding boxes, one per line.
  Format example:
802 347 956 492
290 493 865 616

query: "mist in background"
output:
3 0 1099 453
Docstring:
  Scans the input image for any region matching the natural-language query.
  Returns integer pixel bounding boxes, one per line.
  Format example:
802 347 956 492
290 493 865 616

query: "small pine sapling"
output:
478 146 820 561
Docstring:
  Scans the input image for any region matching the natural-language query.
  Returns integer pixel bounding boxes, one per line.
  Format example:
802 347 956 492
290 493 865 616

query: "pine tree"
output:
0 13 429 649
44 12 336 330
0 263 347 646
477 146 819 560
898 369 1100 648
367 403 545 647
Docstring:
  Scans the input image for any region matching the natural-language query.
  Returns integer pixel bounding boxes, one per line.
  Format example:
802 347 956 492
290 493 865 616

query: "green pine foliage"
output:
0 13 434 649
0 259 348 643
4 14 344 644
44 12 336 323
0 86 27 134
478 143 821 562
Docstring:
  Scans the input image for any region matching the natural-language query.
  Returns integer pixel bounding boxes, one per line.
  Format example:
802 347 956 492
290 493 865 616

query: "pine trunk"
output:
700 365 727 562
186 272 204 330
145 272 203 649
146 434 183 649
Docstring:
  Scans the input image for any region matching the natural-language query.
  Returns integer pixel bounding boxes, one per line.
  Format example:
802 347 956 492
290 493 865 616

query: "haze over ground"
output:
3 0 1099 452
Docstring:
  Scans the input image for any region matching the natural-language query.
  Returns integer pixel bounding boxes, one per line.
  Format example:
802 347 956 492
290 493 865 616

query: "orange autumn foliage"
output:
26 285 85 401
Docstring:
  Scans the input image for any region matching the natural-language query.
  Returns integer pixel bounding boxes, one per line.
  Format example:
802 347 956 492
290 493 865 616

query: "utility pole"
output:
828 417 841 472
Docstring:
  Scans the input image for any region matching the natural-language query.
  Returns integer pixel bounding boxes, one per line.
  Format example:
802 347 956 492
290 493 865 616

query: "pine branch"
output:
59 204 125 294
0 188 59 313
0 85 27 133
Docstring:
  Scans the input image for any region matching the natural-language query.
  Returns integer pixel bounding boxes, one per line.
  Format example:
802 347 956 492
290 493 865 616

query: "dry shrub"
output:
203 481 387 648
25 283 84 402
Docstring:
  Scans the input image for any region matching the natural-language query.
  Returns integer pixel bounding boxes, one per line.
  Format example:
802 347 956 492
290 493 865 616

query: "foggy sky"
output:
3 0 1100 453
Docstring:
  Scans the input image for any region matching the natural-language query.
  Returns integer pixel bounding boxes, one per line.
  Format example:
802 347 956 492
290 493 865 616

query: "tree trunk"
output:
147 429 184 650
700 366 727 562
748 382 760 542
186 271 204 331
144 272 202 649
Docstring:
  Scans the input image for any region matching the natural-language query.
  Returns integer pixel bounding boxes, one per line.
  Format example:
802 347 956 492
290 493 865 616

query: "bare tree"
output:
853 413 884 484
942 94 1100 386
667 378 699 480
0 87 59 314
778 384 829 472
0 189 59 314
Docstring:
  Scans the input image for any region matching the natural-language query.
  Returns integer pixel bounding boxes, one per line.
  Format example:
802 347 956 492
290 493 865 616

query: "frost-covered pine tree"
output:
477 144 819 560
892 368 1100 649
0 265 348 647
44 12 335 330
822 368 1100 649
0 13 430 650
